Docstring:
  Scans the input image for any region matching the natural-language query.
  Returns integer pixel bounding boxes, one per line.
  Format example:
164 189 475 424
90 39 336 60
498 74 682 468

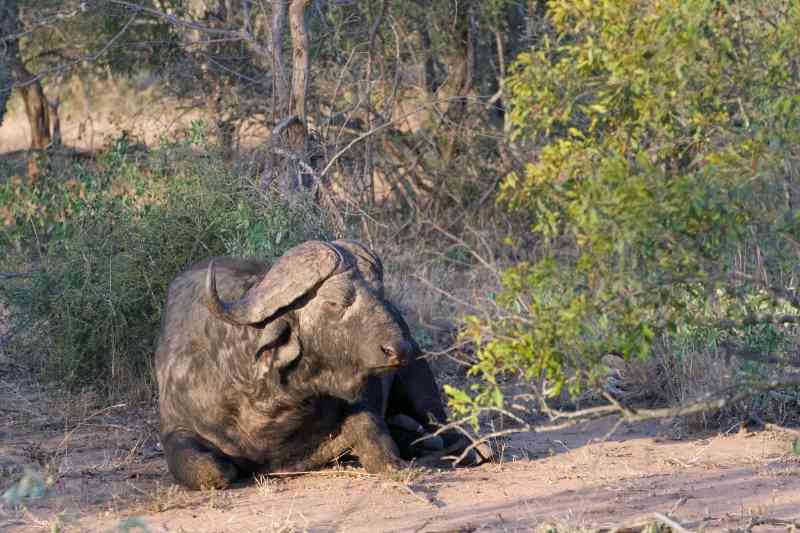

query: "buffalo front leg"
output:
162 431 239 490
388 356 448 426
389 356 490 464
296 408 404 474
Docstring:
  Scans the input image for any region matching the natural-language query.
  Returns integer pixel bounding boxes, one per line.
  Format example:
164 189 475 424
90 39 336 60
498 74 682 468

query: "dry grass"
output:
607 335 800 434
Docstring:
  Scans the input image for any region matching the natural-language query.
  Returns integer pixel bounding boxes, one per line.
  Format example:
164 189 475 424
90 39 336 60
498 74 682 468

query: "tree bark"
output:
49 96 61 147
288 0 309 124
263 1 314 197
1 0 51 149
271 0 290 118
444 3 476 126
0 61 9 128
17 68 51 150
0 0 11 128
441 1 475 166
412 0 442 98
364 0 389 204
0 22 9 126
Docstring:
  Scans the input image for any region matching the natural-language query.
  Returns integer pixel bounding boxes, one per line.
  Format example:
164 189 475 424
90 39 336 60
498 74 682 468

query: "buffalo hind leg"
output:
162 431 238 490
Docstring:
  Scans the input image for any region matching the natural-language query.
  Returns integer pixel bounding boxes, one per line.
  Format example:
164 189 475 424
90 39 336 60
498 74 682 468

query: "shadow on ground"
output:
2 372 798 532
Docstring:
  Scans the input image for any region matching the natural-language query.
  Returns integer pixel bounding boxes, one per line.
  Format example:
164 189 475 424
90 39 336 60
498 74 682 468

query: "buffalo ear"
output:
256 318 301 370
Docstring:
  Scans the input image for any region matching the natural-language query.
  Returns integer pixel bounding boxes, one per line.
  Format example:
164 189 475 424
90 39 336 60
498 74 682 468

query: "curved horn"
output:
332 239 383 291
205 241 343 325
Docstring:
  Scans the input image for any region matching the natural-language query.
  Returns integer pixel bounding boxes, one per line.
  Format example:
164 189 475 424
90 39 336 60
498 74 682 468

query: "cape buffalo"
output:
155 239 476 489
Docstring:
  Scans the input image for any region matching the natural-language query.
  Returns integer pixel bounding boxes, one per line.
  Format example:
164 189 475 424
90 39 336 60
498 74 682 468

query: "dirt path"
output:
1 368 799 532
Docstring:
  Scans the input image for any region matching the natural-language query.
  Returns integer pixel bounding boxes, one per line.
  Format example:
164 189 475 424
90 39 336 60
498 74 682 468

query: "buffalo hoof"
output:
162 432 239 490
168 451 238 490
189 454 239 490
388 414 444 458
446 440 494 467
414 434 493 468
444 432 494 466
360 451 408 474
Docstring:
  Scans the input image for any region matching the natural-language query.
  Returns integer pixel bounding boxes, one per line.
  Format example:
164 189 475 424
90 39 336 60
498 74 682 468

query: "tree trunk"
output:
264 0 315 198
15 65 51 150
0 60 9 128
364 0 389 204
271 0 290 118
0 0 15 127
441 2 475 166
414 2 441 97
288 0 309 125
1 0 51 149
444 3 476 126
49 97 61 147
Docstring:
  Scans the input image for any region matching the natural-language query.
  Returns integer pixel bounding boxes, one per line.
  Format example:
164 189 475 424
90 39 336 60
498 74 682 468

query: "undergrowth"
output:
0 125 332 399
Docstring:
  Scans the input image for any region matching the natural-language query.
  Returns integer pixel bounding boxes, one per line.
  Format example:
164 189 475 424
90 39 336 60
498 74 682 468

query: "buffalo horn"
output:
205 240 343 325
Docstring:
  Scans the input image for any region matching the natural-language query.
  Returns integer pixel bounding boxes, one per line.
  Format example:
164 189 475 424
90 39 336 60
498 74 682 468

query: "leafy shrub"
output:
1 127 332 397
454 0 800 417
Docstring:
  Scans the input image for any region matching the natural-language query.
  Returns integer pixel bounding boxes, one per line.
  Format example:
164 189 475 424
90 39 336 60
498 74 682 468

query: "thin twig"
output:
55 403 127 452
423 220 501 277
9 12 138 89
270 147 346 236
318 95 505 180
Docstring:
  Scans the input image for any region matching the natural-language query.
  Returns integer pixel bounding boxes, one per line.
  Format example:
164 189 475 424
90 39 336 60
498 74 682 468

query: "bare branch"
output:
9 10 137 89
431 376 800 467
423 219 501 277
318 95 507 180
410 274 486 314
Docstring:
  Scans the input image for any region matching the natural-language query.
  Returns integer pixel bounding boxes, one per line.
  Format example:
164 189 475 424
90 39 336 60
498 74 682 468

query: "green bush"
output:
1 127 332 397
454 0 800 416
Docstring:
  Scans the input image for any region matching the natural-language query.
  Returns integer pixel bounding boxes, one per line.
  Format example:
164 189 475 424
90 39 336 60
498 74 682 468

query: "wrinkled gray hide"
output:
155 240 470 489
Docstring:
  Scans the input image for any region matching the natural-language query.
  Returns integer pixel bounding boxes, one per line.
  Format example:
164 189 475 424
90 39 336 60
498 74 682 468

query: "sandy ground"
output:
1 364 799 533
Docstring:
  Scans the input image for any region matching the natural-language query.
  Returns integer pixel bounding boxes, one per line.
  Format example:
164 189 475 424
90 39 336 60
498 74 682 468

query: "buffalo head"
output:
203 239 414 378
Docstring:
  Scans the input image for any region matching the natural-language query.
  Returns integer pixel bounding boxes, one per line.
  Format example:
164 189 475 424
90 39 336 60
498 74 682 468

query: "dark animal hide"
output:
155 240 472 489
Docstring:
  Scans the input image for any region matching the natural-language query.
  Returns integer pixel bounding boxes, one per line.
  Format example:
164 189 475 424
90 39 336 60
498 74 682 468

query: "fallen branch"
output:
424 376 800 467
763 423 800 439
724 513 800 532
742 516 800 530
